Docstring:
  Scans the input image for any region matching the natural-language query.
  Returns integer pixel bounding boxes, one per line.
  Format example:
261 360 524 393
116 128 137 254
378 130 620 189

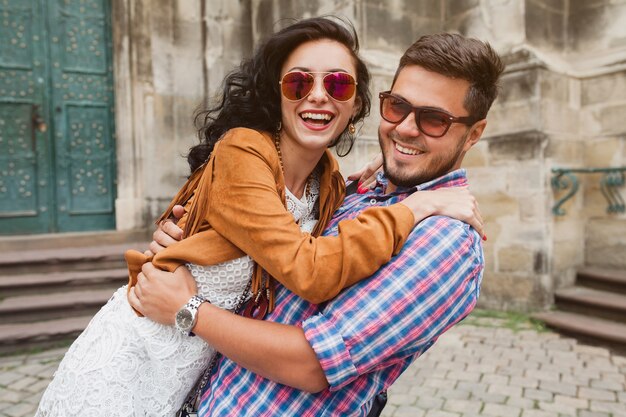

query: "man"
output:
131 33 504 415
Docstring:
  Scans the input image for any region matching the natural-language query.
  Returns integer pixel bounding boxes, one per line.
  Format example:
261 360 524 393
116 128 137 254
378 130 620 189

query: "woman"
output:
36 17 482 417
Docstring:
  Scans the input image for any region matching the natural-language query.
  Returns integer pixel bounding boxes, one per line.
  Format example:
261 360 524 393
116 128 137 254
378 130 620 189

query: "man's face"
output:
378 65 486 189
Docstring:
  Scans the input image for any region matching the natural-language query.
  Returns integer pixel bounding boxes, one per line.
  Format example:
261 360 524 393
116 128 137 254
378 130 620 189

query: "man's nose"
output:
395 111 420 137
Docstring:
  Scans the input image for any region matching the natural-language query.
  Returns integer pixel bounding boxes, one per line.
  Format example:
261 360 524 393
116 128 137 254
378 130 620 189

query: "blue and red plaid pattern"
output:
198 169 484 416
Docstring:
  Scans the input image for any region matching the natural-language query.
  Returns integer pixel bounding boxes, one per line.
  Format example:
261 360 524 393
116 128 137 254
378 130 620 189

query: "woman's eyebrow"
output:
285 66 351 73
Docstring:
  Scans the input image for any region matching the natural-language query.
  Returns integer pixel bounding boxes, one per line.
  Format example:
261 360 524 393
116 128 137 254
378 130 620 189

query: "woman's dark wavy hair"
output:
188 16 371 173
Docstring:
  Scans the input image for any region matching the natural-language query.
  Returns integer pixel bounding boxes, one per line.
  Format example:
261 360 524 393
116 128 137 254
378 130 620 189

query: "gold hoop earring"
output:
348 123 356 134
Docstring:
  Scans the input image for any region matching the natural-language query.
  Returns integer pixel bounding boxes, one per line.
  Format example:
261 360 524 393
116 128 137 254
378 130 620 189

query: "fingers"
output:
148 240 166 255
466 197 487 241
141 261 157 276
348 154 383 189
161 220 184 241
150 222 183 254
347 167 365 181
127 286 144 315
358 174 378 192
172 205 185 221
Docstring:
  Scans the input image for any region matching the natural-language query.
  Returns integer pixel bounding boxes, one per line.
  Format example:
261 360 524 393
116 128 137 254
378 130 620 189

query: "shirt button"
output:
369 198 377 205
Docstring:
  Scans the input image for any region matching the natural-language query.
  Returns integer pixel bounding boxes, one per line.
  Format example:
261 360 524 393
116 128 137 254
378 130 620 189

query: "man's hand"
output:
144 204 185 257
128 262 197 324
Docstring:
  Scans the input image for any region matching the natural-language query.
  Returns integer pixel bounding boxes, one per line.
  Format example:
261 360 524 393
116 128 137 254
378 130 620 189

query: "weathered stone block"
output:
479 272 547 310
444 0 479 16
584 137 622 167
540 100 581 135
487 130 547 163
526 0 566 49
476 191 519 221
582 71 626 106
486 101 541 137
508 165 544 191
553 217 584 243
498 245 535 272
363 0 440 52
586 218 626 268
466 167 508 194
545 138 584 164
519 191 547 222
498 70 539 105
569 1 626 52
444 0 525 50
581 178 607 217
552 239 584 271
588 104 626 136
539 69 570 102
464 142 488 167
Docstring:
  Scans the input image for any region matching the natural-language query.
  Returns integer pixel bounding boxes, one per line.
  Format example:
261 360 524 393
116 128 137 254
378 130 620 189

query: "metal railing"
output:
551 167 626 215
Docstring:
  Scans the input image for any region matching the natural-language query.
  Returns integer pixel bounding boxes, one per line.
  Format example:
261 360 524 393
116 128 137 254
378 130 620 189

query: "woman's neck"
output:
278 138 324 200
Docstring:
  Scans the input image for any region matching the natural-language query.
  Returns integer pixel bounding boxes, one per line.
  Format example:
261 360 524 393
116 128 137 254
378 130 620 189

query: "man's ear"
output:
462 119 487 152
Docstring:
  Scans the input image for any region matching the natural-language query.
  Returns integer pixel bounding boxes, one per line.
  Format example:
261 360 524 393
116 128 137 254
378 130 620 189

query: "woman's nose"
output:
307 77 329 103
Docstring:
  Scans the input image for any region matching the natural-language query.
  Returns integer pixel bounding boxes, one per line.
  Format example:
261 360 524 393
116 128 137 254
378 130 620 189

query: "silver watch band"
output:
187 294 207 310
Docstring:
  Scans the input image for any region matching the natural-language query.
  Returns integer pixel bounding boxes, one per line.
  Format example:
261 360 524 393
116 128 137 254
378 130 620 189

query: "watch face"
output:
176 309 193 331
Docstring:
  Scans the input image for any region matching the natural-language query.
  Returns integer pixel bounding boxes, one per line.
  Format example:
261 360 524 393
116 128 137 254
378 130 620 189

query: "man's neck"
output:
385 182 398 194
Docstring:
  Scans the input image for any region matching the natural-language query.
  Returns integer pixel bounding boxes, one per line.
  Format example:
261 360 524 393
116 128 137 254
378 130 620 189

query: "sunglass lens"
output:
281 72 314 100
419 111 451 137
381 95 411 123
323 72 356 101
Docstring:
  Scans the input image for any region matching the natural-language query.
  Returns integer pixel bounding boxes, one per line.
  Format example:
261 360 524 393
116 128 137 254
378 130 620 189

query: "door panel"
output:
0 0 115 235
0 0 53 234
49 0 116 232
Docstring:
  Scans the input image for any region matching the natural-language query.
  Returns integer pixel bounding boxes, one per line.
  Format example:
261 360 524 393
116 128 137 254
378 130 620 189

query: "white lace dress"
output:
35 176 320 417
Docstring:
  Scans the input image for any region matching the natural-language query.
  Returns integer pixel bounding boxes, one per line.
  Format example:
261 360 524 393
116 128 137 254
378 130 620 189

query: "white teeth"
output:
301 112 332 121
395 142 420 155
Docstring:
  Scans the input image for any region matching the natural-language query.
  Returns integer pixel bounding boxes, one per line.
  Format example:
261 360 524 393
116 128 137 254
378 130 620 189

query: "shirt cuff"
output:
302 313 358 390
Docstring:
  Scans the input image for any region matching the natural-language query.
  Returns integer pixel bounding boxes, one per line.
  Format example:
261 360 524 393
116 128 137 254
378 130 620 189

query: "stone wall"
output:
111 0 626 312
112 0 250 226
580 69 626 269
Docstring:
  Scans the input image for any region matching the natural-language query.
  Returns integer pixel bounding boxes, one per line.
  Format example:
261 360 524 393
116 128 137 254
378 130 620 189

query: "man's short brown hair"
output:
393 33 505 120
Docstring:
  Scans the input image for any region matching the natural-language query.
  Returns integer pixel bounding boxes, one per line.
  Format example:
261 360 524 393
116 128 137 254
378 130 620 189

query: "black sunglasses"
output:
379 91 480 137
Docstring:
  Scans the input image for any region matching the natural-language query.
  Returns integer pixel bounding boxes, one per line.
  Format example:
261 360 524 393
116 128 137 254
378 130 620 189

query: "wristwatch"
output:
175 294 208 336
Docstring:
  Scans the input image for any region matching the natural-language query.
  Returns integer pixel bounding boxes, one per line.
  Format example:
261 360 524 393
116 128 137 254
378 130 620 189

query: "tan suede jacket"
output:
125 128 414 310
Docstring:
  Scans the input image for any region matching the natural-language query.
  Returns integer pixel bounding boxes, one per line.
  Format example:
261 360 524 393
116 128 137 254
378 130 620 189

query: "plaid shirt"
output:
198 169 484 416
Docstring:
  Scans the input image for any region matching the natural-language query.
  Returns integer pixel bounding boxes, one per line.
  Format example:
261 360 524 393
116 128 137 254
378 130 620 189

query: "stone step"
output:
0 316 92 355
577 266 626 295
0 268 128 297
0 288 115 324
0 229 150 252
555 286 626 323
532 311 626 349
0 242 146 275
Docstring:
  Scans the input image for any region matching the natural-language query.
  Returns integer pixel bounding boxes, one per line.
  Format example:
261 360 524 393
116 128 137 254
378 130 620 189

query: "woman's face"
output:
279 39 359 157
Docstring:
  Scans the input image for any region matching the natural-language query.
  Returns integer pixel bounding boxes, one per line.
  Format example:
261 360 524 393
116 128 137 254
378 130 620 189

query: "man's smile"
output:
392 139 425 156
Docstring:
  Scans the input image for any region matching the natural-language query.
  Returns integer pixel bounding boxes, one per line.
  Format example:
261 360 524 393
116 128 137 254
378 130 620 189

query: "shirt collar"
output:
374 169 469 195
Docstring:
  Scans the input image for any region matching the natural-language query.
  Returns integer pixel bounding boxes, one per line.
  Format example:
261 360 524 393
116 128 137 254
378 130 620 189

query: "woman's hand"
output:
400 187 485 239
347 153 383 193
128 263 197 325
144 205 185 257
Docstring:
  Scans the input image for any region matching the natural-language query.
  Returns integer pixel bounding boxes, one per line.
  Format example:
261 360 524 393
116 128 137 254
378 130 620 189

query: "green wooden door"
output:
0 0 116 235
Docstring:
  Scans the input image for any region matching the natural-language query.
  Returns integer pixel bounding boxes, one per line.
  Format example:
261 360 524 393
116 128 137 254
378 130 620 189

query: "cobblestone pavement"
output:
1 315 625 417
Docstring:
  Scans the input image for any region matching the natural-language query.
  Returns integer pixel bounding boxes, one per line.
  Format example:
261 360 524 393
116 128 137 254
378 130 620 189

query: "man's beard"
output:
379 130 467 188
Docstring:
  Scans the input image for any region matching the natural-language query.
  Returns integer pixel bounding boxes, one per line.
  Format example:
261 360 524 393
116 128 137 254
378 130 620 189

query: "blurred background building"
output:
1 0 625 351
